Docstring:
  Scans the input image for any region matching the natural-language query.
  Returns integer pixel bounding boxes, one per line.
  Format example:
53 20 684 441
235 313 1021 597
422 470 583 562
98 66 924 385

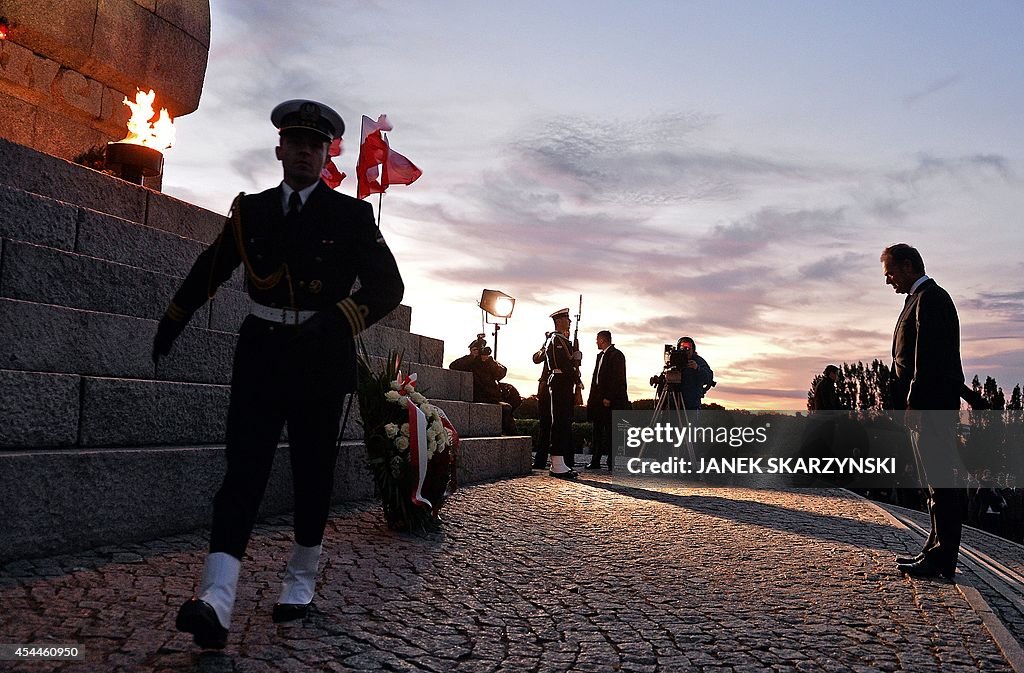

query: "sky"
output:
161 0 1024 409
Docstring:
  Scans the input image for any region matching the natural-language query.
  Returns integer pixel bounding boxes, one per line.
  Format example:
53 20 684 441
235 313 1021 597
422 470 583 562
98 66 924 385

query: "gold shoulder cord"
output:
228 192 296 306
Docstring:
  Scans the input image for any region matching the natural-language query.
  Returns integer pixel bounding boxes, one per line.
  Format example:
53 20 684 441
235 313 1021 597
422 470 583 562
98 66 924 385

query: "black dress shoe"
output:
585 463 600 469
895 553 924 566
176 598 228 649
272 602 311 623
897 558 955 581
549 469 578 480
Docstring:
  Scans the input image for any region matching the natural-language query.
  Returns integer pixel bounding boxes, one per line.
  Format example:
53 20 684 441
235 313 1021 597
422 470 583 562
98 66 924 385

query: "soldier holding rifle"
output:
545 305 583 479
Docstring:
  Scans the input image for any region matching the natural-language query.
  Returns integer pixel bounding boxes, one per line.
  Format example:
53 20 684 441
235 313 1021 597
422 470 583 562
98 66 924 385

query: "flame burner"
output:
104 141 164 185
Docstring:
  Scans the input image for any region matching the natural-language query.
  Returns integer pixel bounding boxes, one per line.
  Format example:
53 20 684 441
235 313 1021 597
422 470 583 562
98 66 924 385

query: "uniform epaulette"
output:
165 301 187 322
337 297 369 335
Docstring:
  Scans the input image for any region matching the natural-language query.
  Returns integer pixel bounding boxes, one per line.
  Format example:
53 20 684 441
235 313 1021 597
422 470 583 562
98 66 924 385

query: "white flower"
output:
396 437 409 451
410 392 427 405
427 439 438 458
385 390 401 402
389 381 401 391
404 384 416 394
426 427 438 441
384 423 399 438
400 423 410 437
431 420 444 435
397 396 410 408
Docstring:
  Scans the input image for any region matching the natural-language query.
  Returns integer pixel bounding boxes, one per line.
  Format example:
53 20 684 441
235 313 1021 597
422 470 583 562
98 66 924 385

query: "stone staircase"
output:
0 138 532 562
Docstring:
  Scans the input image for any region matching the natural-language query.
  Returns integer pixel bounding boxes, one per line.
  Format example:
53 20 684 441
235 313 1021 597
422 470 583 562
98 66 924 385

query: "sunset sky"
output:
161 1 1024 409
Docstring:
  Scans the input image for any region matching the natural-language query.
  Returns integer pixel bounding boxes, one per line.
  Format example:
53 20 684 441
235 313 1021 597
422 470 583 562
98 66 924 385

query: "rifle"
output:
573 294 584 406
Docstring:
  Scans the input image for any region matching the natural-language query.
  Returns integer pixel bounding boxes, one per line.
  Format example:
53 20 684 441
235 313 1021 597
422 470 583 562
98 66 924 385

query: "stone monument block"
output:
0 0 210 160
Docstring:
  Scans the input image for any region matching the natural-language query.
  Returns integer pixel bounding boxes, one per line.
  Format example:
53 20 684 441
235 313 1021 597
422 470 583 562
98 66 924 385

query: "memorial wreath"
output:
356 350 459 532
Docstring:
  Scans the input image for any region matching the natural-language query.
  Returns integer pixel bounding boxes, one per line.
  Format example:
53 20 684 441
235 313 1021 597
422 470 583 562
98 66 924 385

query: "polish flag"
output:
356 115 422 200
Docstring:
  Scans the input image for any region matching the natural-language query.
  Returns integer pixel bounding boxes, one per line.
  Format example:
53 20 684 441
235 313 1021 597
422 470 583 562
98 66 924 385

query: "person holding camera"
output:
450 336 516 434
668 337 714 412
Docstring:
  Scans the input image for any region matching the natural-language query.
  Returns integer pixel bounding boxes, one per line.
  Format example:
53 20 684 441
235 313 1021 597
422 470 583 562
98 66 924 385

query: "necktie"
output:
287 191 302 216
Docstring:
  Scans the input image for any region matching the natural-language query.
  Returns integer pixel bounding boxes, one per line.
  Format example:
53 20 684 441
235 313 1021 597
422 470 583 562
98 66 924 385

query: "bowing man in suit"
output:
882 243 964 580
586 330 628 470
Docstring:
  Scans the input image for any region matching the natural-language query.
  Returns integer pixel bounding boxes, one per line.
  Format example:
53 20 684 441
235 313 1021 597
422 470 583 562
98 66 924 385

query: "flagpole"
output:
376 190 383 235
375 132 387 234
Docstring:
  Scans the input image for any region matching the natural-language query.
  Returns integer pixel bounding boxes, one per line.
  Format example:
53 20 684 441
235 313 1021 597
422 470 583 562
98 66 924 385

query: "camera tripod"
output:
637 385 696 464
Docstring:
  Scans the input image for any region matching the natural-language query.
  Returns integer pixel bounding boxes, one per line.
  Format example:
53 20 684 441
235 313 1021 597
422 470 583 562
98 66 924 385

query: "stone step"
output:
0 195 414 333
0 143 416 334
0 182 79 252
0 238 413 336
0 368 479 449
0 137 150 227
75 378 494 447
0 435 533 562
0 298 443 386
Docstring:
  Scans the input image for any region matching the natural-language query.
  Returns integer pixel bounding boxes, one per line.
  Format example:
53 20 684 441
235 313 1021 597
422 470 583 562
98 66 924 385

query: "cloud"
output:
699 207 849 258
889 153 1015 187
962 291 1024 324
514 113 815 206
902 74 961 107
797 252 872 282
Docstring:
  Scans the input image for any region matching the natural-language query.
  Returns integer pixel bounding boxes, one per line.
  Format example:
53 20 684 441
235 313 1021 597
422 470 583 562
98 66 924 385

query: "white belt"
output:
250 303 317 325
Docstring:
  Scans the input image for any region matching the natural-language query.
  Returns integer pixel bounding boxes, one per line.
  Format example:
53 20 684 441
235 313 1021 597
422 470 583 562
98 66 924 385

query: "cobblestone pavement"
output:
874 500 1024 652
0 472 1015 672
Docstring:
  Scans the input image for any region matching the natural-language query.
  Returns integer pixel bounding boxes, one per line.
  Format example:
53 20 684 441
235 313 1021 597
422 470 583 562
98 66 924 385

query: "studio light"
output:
478 289 515 360
479 289 515 321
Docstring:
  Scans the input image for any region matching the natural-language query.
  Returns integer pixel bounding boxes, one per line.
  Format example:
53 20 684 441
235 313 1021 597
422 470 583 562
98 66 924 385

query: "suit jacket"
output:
587 345 628 416
813 377 840 411
166 181 404 393
891 278 963 410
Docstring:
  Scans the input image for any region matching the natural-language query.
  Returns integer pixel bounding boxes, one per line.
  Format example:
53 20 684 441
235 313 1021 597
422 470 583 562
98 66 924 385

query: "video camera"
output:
470 333 492 357
649 343 691 388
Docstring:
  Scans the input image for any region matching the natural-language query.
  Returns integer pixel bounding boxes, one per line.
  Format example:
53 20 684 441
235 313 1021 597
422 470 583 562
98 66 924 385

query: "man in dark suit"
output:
813 365 841 411
152 99 404 648
587 330 628 470
882 243 964 580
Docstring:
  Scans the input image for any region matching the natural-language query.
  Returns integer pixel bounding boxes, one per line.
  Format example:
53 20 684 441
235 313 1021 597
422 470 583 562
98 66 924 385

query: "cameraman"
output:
667 337 714 413
450 336 516 434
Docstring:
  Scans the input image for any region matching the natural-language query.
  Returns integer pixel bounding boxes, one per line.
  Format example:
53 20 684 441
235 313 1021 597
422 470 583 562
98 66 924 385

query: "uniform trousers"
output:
548 377 575 459
533 382 552 465
210 316 346 559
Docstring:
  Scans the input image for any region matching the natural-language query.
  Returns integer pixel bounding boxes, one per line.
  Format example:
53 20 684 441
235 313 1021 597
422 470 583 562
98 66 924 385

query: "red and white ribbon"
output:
432 407 461 513
395 371 431 510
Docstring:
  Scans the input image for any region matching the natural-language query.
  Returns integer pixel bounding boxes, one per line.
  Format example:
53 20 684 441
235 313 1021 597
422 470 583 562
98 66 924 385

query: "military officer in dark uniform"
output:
545 308 582 479
152 99 404 649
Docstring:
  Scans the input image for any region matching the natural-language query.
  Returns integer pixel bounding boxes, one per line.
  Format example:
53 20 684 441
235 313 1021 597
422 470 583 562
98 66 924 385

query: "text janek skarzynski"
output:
626 455 897 476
